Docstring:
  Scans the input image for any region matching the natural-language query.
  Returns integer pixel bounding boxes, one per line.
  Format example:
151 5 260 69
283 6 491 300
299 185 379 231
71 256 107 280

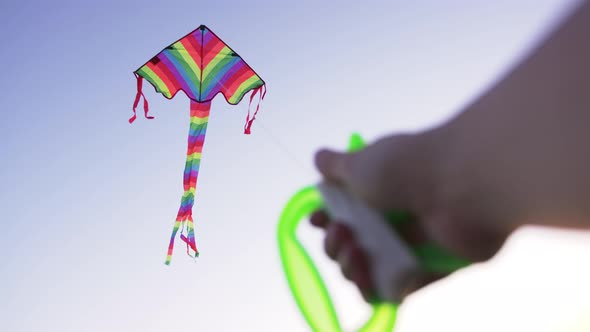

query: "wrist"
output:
422 117 525 234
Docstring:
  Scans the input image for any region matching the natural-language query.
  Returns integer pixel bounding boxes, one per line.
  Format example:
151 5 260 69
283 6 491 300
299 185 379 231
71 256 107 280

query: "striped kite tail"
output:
165 101 211 265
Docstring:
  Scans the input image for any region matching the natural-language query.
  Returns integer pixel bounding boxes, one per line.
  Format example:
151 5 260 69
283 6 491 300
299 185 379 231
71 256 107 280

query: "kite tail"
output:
165 101 211 265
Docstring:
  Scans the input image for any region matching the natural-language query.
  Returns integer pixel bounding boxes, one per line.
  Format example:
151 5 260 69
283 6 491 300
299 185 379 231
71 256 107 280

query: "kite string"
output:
242 85 311 174
255 120 313 177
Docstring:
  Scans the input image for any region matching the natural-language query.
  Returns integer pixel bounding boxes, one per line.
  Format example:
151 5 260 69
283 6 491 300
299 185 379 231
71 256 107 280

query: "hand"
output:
310 209 446 302
311 132 511 301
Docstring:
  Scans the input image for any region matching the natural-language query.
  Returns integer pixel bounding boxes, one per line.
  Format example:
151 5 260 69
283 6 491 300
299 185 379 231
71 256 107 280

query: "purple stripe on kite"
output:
202 29 214 47
159 52 199 99
189 31 203 48
204 59 245 100
183 172 192 182
188 134 206 145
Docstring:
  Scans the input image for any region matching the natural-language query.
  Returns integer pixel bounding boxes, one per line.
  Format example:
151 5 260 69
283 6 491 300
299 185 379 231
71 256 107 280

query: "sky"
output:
1 0 589 331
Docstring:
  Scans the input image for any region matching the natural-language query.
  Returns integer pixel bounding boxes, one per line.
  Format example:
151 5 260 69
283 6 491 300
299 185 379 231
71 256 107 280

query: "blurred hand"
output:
311 132 511 301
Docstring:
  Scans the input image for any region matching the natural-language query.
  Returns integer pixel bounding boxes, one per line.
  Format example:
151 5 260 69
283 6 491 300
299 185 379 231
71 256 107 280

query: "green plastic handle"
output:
277 133 470 332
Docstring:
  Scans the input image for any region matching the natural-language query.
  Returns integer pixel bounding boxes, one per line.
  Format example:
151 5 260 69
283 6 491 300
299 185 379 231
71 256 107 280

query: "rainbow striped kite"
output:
130 25 266 265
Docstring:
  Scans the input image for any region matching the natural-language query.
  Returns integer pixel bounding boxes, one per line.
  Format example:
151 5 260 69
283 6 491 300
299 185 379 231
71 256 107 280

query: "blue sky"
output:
1 1 589 331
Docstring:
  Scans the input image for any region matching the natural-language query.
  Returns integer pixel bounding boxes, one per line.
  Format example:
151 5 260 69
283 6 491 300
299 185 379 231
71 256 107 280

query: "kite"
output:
130 25 266 264
277 133 470 332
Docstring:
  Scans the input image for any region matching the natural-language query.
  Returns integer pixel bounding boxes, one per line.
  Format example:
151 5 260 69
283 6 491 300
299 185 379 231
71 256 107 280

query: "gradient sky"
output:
1 1 589 331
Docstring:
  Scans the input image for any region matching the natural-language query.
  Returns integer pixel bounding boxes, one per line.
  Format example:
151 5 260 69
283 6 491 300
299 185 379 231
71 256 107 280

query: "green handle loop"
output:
278 186 398 332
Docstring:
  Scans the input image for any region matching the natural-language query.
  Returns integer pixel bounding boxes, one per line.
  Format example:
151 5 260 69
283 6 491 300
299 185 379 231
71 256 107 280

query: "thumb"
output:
313 134 419 211
314 149 354 184
314 148 377 206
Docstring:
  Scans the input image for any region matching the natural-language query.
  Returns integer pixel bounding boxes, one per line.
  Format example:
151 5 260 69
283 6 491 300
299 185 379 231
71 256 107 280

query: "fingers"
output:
339 244 375 301
326 222 375 301
338 243 369 281
311 212 373 294
311 214 448 302
321 221 442 302
310 210 330 229
354 269 376 302
324 223 354 259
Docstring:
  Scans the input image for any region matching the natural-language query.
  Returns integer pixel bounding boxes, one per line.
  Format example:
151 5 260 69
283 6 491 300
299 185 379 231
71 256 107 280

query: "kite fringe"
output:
129 75 154 124
244 84 266 134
